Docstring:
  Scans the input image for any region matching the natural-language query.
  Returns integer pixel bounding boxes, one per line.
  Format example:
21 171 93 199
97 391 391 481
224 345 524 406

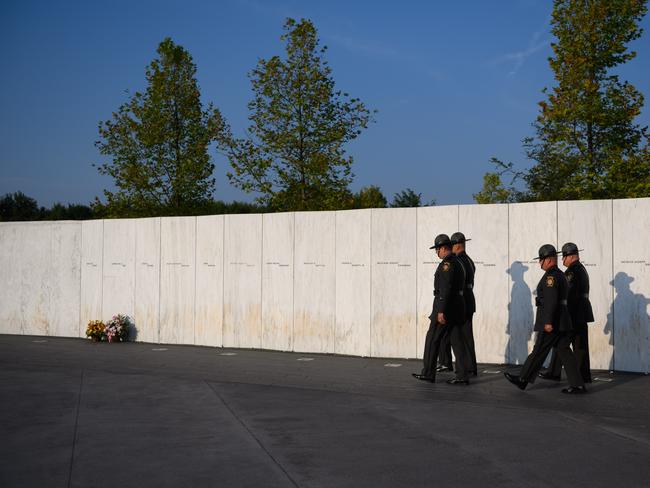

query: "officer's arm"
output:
437 266 452 315
541 277 559 326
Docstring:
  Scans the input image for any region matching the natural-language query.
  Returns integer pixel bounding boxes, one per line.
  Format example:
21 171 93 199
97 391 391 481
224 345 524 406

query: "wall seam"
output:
260 215 263 350
222 216 226 348
193 217 197 346
100 220 104 322
369 209 373 357
611 199 615 372
157 218 162 344
78 223 83 338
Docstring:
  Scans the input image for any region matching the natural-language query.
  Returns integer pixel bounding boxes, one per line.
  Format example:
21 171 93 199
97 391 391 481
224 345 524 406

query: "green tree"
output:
480 0 650 202
0 192 40 221
351 185 387 209
390 188 432 207
219 18 375 211
95 38 226 217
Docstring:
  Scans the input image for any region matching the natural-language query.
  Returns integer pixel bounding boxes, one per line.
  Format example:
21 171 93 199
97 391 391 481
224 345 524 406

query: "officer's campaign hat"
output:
534 244 557 260
429 234 452 249
561 242 583 257
450 232 471 245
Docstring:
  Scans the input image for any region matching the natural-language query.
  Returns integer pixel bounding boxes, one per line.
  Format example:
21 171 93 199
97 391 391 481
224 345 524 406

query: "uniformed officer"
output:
413 234 470 385
504 244 586 394
451 232 477 376
540 242 594 382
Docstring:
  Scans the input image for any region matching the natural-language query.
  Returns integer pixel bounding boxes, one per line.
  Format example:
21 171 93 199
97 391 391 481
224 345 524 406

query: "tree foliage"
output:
95 38 226 217
389 188 434 207
0 192 40 221
351 185 387 209
219 18 375 211
478 0 650 202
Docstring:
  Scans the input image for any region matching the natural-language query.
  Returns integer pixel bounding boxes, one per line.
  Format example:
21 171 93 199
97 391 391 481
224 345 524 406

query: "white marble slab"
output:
223 214 262 349
558 199 614 370
102 219 136 324
19 223 52 336
371 208 417 358
416 205 459 359
49 222 82 337
134 218 161 343
335 209 371 357
159 217 196 345
262 212 294 352
0 224 23 335
293 211 336 353
507 201 557 364
195 215 224 347
459 203 510 364
612 198 650 373
80 220 104 336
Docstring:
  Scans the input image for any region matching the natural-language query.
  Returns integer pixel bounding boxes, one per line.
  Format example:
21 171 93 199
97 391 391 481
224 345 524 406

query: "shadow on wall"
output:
604 272 650 372
506 261 533 365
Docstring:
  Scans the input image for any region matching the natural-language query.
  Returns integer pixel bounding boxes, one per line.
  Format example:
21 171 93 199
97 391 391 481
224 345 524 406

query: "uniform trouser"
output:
422 320 470 380
520 330 584 387
438 316 476 373
548 325 591 382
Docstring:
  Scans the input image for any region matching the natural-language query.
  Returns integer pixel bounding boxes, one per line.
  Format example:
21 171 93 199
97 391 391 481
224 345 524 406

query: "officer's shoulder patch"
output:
442 261 450 272
566 272 573 282
546 276 555 287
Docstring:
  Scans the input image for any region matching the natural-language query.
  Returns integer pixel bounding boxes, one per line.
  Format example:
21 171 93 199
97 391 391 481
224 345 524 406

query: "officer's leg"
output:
519 332 556 383
573 325 591 383
462 315 477 374
548 346 563 378
437 334 453 369
554 333 585 388
422 321 449 378
449 323 470 381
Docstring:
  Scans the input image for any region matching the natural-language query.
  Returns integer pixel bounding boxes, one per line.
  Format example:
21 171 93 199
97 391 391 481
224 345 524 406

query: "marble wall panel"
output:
80 220 104 336
415 205 459 359
195 215 224 347
49 223 82 337
102 219 136 323
335 210 371 357
507 202 557 364
159 217 196 345
134 218 161 343
223 214 262 349
261 213 294 352
371 208 417 358
293 212 336 353
613 198 650 373
20 223 52 336
558 200 614 370
0 224 23 335
459 204 510 364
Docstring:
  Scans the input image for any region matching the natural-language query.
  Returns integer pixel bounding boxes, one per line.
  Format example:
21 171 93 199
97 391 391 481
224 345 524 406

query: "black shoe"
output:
412 373 435 383
561 386 587 394
446 378 469 385
436 365 452 373
538 372 561 381
471 371 478 377
504 372 527 390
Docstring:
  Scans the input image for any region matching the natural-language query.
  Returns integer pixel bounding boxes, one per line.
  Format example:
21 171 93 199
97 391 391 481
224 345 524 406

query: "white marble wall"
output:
19 223 52 336
558 200 614 370
335 209 371 357
195 215 224 347
134 218 161 343
293 211 336 353
0 224 22 334
415 205 459 359
612 198 650 373
159 217 196 345
507 202 557 364
371 208 417 358
459 204 510 365
49 223 82 337
102 219 136 324
223 214 262 349
261 213 294 352
80 220 104 336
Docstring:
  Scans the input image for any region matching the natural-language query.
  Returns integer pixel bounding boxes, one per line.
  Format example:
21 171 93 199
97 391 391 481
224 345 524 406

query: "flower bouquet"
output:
104 314 131 343
86 320 105 342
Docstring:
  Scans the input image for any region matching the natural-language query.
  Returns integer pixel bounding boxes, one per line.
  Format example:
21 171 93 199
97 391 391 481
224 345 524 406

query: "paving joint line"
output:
67 370 84 488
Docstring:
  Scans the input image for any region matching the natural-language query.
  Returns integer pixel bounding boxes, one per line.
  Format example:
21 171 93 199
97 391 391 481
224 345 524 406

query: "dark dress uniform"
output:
517 264 584 388
546 259 594 382
417 236 469 382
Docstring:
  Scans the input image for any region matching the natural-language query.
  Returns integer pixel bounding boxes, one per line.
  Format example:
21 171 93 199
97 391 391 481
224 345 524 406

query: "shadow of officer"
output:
506 261 534 365
604 272 650 372
504 244 586 394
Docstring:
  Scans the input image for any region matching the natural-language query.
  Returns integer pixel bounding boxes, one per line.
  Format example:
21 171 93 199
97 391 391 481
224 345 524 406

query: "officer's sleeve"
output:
540 274 559 325
437 263 452 314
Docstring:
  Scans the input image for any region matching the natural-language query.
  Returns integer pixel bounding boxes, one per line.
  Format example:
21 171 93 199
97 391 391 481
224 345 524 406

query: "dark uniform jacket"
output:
456 251 476 316
430 253 466 325
534 265 572 332
565 261 595 328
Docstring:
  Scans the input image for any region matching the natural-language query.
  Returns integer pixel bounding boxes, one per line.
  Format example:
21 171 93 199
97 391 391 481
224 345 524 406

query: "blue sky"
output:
1 0 649 207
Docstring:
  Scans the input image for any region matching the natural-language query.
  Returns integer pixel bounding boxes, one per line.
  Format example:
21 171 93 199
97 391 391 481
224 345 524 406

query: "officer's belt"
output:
559 299 568 305
581 293 589 298
466 284 473 289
